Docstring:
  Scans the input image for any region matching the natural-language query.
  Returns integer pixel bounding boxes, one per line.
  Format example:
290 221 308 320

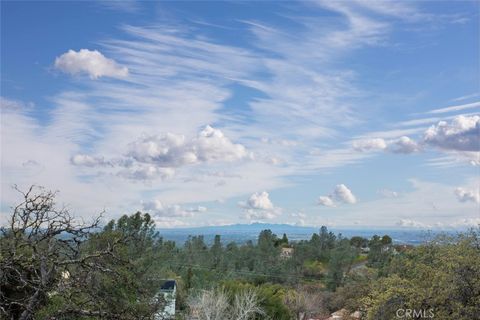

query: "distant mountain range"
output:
159 223 316 234
157 223 442 246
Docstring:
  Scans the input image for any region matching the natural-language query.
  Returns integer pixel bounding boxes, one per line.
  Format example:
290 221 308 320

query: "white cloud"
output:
127 133 195 167
318 184 357 207
193 125 251 162
451 94 479 103
71 154 110 167
426 101 480 114
346 0 423 21
318 196 336 207
117 165 175 181
97 0 140 13
242 209 280 220
290 212 306 226
389 136 421 154
1 97 34 111
454 187 480 203
426 151 480 168
290 212 306 219
142 199 207 217
353 136 420 154
396 219 429 229
465 152 480 166
151 216 188 228
424 115 480 151
378 189 399 198
69 126 250 183
240 191 274 210
332 178 480 228
352 138 387 152
333 184 357 204
55 49 128 79
452 218 480 228
3 3 472 229
239 191 281 220
127 125 250 168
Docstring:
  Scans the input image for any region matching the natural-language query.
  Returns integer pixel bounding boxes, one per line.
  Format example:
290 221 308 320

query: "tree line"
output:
1 186 479 319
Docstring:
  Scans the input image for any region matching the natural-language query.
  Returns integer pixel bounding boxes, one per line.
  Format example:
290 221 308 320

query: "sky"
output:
1 0 479 229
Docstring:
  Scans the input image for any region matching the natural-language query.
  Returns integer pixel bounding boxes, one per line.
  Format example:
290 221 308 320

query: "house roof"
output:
160 280 176 290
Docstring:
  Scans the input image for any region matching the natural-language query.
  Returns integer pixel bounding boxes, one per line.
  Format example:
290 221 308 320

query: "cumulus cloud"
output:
353 136 420 154
240 191 274 210
55 49 128 79
318 196 336 207
389 136 421 154
453 218 480 228
396 219 429 228
127 133 196 167
70 126 249 182
117 165 175 181
127 126 250 167
142 199 207 217
193 125 250 162
333 184 357 204
151 216 188 228
454 187 480 203
318 184 357 207
290 212 306 226
239 191 281 220
424 115 480 151
352 138 387 152
71 154 111 167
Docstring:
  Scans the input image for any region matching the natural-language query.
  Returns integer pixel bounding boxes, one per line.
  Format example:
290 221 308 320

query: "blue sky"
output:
1 1 479 229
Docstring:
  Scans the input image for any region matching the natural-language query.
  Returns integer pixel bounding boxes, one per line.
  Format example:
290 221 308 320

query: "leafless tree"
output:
187 288 264 320
231 289 265 320
187 289 229 320
283 286 328 320
0 185 128 320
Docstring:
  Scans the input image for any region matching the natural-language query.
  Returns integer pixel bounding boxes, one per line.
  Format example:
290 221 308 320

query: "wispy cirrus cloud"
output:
2 1 476 229
425 101 480 114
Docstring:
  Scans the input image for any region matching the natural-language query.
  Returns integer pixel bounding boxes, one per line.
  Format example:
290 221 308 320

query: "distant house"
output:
360 247 370 254
154 280 176 320
280 247 294 258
